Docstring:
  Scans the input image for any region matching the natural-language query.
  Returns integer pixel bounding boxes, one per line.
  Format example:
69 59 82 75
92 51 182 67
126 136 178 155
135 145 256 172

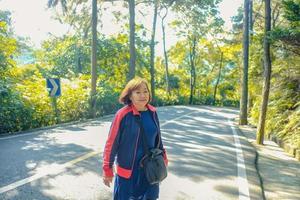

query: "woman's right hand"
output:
103 176 113 187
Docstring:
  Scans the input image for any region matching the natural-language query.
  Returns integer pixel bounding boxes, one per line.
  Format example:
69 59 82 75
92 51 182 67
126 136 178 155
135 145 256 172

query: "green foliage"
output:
0 10 27 133
278 108 300 147
0 80 34 133
1 0 298 154
0 18 17 75
94 80 122 116
270 0 300 55
37 35 91 78
247 0 300 147
155 89 187 106
13 64 56 128
57 75 90 122
283 0 300 27
266 75 300 147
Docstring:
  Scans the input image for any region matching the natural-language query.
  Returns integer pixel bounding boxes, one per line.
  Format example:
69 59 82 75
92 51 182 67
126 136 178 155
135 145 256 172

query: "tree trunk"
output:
213 52 223 105
205 80 209 97
189 36 197 105
256 0 272 145
150 0 158 104
160 5 170 95
205 63 216 98
128 0 136 81
90 0 97 118
249 0 253 38
76 45 82 73
239 0 250 125
248 0 253 109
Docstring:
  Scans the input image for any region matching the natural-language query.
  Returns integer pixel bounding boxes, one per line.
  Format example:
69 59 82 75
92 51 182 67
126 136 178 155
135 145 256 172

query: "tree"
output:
240 0 250 125
47 0 98 117
0 11 15 74
159 4 170 95
213 51 223 105
149 0 159 103
0 11 34 133
128 0 136 80
256 0 272 145
47 0 67 12
169 0 222 104
90 0 97 117
188 35 197 105
249 0 254 38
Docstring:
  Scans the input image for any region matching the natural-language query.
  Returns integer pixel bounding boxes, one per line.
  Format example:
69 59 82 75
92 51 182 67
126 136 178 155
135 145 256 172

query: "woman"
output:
102 77 168 200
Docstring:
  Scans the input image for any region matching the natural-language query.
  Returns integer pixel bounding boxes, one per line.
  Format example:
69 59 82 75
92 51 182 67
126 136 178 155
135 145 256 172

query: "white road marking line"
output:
228 119 250 200
0 151 100 194
160 110 199 127
0 109 196 194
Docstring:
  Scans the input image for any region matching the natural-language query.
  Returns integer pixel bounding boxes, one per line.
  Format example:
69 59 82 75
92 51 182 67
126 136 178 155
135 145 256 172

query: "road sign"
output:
46 78 61 97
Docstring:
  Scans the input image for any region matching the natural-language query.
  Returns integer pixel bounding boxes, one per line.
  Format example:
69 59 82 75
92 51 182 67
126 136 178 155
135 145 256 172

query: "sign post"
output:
46 78 61 123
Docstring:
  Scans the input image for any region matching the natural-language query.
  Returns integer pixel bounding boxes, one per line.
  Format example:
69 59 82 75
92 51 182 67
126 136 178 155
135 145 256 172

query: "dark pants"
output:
113 166 159 200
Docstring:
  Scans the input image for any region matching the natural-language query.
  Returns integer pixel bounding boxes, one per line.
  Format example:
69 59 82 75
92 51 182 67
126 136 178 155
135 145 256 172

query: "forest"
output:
0 0 299 149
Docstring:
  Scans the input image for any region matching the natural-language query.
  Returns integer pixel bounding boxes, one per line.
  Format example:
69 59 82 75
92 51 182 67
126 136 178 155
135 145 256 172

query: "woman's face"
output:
130 83 150 110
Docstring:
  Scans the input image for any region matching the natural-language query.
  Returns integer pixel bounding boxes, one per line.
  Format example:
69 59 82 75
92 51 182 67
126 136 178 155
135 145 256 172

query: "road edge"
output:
236 125 266 200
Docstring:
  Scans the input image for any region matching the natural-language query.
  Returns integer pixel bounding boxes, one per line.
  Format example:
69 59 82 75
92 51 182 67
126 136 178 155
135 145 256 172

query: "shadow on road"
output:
0 117 113 200
1 105 251 200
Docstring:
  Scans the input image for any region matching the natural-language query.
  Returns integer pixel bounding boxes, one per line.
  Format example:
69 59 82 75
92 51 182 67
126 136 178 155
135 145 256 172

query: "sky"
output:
0 0 243 54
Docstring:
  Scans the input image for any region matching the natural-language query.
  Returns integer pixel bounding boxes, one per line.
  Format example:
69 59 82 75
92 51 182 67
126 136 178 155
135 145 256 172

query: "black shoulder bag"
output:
136 117 167 185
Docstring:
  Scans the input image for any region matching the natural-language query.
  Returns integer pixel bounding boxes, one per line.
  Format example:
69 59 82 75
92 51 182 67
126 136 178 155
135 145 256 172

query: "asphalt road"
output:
0 106 263 200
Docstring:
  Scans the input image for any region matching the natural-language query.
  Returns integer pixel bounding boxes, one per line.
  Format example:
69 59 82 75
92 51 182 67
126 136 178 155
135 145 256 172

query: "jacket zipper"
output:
130 127 140 172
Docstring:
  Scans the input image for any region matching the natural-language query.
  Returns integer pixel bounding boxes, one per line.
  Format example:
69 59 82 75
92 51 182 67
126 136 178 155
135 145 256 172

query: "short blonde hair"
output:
119 77 152 105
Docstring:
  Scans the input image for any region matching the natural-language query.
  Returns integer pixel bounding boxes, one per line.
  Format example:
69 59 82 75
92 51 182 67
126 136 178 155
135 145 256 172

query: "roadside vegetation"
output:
0 0 299 149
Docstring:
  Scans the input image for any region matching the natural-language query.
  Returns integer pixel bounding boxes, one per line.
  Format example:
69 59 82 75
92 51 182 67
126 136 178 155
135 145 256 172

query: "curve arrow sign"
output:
46 78 61 97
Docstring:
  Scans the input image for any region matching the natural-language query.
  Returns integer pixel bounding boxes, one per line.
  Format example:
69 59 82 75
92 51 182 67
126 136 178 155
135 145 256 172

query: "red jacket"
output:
102 104 168 179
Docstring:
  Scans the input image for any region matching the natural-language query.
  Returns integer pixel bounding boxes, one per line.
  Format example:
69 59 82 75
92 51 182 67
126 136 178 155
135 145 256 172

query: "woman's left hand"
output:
103 176 113 187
